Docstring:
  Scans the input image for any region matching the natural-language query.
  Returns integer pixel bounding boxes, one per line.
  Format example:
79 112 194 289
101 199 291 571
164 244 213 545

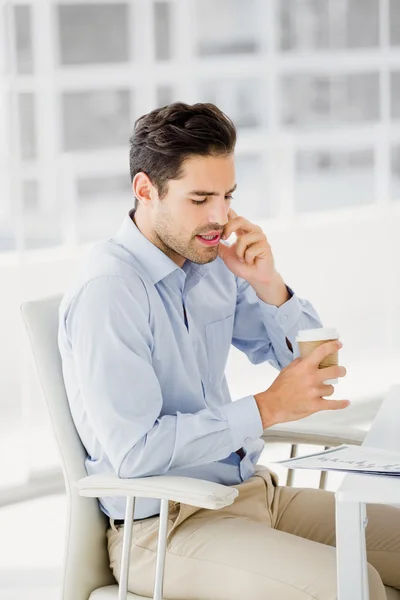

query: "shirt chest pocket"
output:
205 314 235 388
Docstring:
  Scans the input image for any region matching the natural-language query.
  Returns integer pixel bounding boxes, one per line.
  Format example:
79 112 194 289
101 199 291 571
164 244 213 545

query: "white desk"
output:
336 385 400 600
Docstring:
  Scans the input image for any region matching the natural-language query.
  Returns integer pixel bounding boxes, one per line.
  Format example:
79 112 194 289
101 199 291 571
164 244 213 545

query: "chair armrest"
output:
74 474 238 510
262 423 365 447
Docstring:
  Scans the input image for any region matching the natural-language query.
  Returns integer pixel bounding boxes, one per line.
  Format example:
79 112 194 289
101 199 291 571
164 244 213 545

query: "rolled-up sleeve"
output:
64 276 262 479
233 278 322 369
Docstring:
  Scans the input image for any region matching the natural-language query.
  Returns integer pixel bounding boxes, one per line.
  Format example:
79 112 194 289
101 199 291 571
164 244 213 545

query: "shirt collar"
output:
112 211 209 284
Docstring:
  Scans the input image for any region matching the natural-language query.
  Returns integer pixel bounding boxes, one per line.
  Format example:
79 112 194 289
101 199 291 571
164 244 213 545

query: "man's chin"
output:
187 247 219 265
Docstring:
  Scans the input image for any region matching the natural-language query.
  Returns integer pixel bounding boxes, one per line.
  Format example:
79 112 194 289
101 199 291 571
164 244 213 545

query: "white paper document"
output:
276 444 400 476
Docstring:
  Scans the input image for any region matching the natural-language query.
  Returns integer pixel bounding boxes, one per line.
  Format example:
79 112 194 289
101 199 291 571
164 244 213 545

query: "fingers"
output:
217 242 227 260
319 399 351 411
222 215 262 240
315 365 347 383
306 340 342 368
243 242 270 265
317 384 335 397
235 232 265 261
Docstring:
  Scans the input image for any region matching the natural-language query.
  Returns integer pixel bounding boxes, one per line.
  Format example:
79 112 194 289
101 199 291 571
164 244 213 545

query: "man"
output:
59 103 399 599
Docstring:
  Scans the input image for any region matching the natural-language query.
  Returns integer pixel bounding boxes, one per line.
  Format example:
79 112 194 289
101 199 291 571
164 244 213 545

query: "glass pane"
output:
281 73 379 128
76 174 132 242
391 72 400 119
295 148 374 213
23 215 63 250
62 90 131 151
279 0 379 51
347 0 379 48
18 93 37 160
0 222 16 252
154 2 172 61
13 5 34 74
235 154 268 219
198 80 262 128
77 174 130 201
58 3 129 65
9 180 64 250
391 146 400 199
195 0 259 56
390 0 400 46
22 218 63 249
22 180 38 212
157 85 174 107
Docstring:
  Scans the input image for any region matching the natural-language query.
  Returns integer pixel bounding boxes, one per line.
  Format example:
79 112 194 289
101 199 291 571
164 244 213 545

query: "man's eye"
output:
191 195 233 205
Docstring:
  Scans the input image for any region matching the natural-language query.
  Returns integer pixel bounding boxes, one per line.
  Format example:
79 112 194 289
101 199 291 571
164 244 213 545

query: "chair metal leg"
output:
153 498 169 600
286 444 298 487
118 496 135 600
319 447 330 489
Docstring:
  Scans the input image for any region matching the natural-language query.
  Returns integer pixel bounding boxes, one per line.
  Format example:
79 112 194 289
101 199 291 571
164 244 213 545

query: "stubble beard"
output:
153 212 218 265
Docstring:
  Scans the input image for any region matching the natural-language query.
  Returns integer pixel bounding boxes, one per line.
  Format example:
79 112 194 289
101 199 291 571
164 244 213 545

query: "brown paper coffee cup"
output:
296 328 339 384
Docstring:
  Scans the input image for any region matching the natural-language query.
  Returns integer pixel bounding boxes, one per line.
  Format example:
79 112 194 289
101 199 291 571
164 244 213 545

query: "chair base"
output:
90 583 400 599
90 584 148 599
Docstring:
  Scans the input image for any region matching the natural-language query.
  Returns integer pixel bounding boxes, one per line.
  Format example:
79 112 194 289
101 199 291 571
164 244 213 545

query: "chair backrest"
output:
21 295 115 600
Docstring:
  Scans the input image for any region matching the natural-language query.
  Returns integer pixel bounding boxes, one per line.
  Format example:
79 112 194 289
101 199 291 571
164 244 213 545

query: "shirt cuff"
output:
257 285 303 338
223 395 264 450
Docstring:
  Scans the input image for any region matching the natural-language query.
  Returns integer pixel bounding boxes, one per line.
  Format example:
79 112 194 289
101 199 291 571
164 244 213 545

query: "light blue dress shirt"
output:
58 213 322 519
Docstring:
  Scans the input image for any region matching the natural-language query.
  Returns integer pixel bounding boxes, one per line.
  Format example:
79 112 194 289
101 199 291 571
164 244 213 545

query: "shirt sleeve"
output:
64 276 263 479
232 277 322 369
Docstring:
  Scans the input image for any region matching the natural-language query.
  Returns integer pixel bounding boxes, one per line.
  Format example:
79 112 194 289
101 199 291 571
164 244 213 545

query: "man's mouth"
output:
195 232 222 247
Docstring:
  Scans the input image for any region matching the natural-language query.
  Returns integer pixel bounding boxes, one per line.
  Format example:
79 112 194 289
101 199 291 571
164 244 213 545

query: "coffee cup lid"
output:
296 327 339 342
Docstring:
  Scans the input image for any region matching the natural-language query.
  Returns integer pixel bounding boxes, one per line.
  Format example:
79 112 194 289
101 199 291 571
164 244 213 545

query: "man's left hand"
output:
218 208 277 284
218 209 290 307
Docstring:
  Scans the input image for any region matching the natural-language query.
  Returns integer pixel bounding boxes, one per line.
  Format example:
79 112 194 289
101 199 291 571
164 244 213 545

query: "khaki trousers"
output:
107 467 400 599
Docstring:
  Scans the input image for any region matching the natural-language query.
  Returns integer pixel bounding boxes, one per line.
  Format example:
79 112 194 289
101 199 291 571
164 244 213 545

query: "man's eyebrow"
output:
188 184 237 197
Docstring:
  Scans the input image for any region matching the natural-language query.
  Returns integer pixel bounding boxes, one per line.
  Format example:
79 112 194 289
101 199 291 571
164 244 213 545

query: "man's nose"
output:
208 199 229 227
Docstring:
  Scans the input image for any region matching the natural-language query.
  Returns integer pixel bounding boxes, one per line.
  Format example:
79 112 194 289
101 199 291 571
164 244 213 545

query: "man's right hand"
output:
254 341 349 429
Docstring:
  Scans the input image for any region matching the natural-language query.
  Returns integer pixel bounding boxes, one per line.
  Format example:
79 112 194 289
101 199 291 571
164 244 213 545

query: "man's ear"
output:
132 172 154 208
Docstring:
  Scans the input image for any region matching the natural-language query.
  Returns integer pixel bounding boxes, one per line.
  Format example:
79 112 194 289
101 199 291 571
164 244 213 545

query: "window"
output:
154 2 172 61
281 73 379 128
157 85 174 107
391 146 400 199
0 224 15 252
235 155 268 219
62 90 131 151
295 148 374 213
22 180 39 213
280 0 379 51
390 0 400 46
195 0 259 56
76 175 132 242
390 72 400 119
21 178 63 249
13 4 34 74
18 93 37 161
58 3 130 65
198 79 262 128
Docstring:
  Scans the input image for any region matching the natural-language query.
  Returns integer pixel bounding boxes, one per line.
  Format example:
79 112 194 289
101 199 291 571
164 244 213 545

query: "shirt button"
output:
280 315 288 322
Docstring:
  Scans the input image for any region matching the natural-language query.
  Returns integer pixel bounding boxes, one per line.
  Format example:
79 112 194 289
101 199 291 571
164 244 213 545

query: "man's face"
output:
149 154 236 266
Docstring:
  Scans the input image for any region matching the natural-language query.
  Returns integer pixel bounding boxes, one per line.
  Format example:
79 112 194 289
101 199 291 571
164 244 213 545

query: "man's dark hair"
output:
129 102 237 207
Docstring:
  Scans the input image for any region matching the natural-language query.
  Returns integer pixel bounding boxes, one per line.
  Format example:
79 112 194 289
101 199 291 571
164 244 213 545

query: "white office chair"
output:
21 294 399 600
